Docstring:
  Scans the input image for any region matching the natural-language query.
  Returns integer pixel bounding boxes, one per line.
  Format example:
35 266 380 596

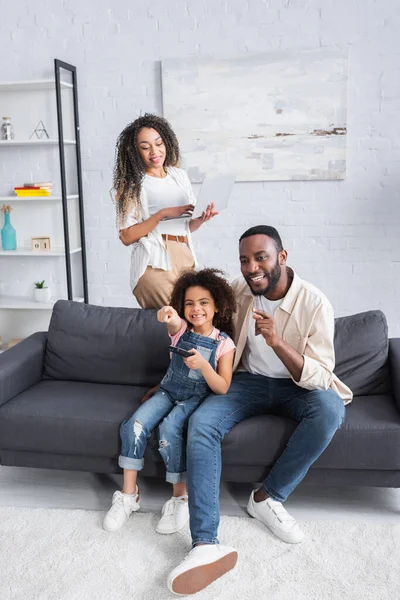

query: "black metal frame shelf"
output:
55 59 88 303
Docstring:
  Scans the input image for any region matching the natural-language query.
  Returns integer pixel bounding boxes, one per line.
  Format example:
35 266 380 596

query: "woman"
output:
114 113 218 308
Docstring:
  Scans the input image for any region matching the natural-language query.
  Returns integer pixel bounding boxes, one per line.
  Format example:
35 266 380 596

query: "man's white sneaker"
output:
156 495 189 534
247 490 304 544
167 544 238 596
102 488 140 532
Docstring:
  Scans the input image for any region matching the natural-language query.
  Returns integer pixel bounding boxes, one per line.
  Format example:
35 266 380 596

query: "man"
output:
167 225 352 596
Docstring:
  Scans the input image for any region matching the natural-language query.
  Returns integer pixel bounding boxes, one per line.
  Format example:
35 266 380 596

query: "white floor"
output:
1 465 399 524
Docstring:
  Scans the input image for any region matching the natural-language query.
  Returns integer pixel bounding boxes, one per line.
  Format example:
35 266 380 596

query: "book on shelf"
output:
14 189 51 196
14 183 53 197
23 182 53 191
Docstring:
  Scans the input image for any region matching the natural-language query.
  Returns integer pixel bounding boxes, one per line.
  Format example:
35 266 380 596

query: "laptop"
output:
162 172 236 220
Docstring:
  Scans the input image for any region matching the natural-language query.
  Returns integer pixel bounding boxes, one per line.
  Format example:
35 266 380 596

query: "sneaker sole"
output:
247 502 304 544
170 551 238 595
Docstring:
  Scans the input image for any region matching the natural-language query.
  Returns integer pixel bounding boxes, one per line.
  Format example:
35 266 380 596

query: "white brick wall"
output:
1 0 400 336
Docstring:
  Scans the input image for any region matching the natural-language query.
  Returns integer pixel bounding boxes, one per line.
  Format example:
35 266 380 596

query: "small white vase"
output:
33 287 51 303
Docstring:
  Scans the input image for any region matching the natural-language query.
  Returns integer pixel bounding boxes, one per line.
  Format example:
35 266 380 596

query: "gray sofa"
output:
0 300 400 489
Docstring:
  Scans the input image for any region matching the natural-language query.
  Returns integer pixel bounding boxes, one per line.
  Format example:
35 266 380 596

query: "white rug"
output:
1 507 399 600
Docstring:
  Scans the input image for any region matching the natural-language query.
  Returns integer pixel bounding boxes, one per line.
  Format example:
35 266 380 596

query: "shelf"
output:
0 195 79 202
0 139 76 146
0 247 82 256
0 79 73 91
0 61 88 321
0 295 84 309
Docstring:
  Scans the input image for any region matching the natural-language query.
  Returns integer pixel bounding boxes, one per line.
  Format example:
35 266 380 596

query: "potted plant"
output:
33 280 51 303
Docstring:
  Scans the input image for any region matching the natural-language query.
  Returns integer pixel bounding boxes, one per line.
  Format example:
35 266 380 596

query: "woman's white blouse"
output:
120 167 199 291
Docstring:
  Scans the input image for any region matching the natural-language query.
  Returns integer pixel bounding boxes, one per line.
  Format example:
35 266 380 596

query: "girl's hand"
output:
157 305 178 323
183 348 207 371
200 202 219 222
159 204 194 220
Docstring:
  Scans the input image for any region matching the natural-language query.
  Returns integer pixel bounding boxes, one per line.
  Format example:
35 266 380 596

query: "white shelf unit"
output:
0 247 82 256
0 79 73 91
0 195 79 202
0 295 84 310
0 139 76 146
0 60 88 344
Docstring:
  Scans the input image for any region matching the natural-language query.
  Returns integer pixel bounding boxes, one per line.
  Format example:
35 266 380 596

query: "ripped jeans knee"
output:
118 417 149 470
158 424 187 483
158 437 171 467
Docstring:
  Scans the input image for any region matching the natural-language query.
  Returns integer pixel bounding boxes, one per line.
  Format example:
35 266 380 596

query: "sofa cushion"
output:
0 380 162 463
43 301 170 386
221 394 400 470
333 310 390 396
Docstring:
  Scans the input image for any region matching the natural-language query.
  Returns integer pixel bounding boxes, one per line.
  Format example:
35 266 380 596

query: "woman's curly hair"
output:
112 113 180 227
170 269 237 340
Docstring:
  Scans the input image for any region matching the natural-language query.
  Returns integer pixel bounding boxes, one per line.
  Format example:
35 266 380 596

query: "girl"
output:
103 269 237 534
114 113 218 308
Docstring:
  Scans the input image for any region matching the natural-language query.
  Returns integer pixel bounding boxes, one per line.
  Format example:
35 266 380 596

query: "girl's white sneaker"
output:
156 495 189 534
103 488 140 532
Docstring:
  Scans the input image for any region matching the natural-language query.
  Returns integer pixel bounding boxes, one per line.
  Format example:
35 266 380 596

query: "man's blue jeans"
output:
186 372 346 545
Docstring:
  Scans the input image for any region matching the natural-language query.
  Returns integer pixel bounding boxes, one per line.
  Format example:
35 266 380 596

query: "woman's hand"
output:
189 203 219 232
159 204 194 220
157 305 178 324
183 348 207 371
200 202 219 222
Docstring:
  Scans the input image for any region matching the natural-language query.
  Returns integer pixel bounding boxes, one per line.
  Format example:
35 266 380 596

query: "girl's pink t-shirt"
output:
169 319 235 364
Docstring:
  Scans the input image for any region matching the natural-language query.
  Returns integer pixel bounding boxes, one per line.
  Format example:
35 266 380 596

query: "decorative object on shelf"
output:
1 116 14 140
31 236 51 251
30 120 49 140
15 182 53 197
33 280 51 303
1 204 17 250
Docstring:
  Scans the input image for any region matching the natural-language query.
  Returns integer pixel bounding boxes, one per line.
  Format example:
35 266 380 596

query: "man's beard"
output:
246 260 282 296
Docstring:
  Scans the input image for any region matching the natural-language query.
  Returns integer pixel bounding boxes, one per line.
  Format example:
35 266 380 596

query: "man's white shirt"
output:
241 295 291 379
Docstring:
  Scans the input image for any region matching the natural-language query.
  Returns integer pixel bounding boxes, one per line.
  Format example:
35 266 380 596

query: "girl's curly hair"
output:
112 113 180 227
170 269 237 340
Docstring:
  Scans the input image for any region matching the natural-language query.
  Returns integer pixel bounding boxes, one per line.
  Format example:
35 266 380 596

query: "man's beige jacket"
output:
232 269 353 404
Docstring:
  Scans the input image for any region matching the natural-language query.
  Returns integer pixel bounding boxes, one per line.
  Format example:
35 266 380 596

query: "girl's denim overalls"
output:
119 328 227 483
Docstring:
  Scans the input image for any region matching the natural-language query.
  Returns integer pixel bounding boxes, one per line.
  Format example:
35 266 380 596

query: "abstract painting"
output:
161 50 348 181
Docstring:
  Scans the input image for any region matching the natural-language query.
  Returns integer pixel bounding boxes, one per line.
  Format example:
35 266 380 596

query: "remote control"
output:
169 345 195 358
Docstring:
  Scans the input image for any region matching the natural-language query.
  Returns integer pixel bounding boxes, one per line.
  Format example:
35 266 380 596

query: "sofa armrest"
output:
0 332 47 408
389 338 400 411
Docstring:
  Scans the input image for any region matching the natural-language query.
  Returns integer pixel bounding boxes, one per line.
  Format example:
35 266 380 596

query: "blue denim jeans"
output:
186 371 346 545
119 327 225 483
119 388 204 483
